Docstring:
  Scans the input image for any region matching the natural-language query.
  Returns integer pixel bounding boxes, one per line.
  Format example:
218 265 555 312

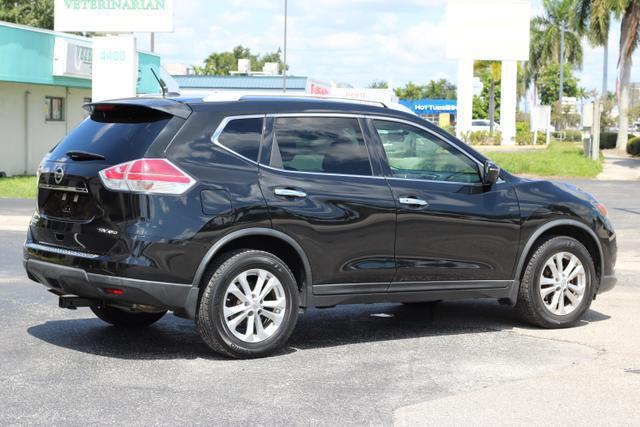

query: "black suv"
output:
24 96 617 358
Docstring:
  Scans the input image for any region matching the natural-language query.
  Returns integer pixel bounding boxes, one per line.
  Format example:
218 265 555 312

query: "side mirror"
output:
482 161 500 186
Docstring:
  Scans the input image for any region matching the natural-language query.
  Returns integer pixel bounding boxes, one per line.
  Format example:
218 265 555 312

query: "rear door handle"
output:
274 188 307 198
398 196 429 207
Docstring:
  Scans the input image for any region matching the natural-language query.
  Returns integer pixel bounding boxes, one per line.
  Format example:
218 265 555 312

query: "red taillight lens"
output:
99 159 196 195
104 288 124 295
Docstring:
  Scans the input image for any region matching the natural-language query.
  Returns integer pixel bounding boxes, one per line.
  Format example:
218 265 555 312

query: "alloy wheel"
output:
539 251 586 316
222 268 287 343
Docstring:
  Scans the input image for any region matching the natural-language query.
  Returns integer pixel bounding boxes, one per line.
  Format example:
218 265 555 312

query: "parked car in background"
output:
24 95 617 358
471 119 500 132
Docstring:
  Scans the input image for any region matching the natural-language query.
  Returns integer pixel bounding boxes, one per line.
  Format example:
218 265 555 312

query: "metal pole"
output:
602 39 608 96
559 21 565 111
150 32 155 53
283 0 288 93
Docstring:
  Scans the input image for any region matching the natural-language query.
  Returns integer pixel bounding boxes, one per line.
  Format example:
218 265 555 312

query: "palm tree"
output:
526 0 584 122
616 1 640 150
474 61 501 133
533 0 584 69
573 0 612 97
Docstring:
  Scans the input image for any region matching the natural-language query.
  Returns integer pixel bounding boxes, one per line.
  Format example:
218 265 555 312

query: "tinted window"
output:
49 111 172 164
374 120 480 183
217 118 264 161
272 117 372 176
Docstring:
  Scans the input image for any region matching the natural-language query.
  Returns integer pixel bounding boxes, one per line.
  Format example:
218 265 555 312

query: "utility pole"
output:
150 32 155 53
559 20 566 127
283 0 288 93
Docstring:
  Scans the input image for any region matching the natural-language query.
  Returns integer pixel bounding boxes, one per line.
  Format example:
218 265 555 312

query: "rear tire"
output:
91 305 166 328
516 236 595 328
196 249 299 359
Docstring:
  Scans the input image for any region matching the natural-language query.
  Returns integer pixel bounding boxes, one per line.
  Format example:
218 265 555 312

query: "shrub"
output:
599 132 637 149
600 132 618 149
551 130 582 142
516 122 533 145
462 130 502 145
628 136 640 156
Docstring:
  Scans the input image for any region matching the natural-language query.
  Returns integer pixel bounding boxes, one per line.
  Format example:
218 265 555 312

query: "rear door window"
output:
271 117 372 176
216 117 264 162
48 107 176 164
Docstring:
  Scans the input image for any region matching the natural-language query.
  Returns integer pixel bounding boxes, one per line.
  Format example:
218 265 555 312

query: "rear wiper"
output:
66 150 106 161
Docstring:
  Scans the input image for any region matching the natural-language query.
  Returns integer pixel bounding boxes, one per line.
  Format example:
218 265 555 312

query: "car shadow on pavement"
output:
288 301 611 350
26 301 611 359
27 316 228 361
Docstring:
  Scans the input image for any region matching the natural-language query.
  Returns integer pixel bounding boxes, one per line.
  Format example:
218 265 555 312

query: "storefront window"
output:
45 97 64 121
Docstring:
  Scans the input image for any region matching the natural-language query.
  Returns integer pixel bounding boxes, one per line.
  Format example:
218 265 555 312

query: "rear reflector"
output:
99 158 196 195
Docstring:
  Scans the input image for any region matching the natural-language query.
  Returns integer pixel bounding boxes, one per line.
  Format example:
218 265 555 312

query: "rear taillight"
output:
99 158 196 195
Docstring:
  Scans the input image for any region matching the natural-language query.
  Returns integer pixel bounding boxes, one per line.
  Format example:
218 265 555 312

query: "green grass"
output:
0 175 37 199
482 142 603 178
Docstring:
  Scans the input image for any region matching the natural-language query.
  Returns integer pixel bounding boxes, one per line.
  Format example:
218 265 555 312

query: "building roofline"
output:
0 20 159 56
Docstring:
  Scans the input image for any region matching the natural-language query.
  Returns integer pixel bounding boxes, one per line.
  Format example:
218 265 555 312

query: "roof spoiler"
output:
83 97 192 119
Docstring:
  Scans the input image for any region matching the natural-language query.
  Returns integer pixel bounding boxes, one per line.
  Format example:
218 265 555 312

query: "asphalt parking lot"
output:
1 180 638 426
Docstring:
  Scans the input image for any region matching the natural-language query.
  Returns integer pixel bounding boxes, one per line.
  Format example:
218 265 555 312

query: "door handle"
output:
274 188 307 198
398 196 429 207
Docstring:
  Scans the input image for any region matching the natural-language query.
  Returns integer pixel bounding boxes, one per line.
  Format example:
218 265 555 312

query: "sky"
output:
137 0 640 93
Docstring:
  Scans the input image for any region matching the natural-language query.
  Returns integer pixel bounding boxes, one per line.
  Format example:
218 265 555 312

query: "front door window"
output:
373 120 481 183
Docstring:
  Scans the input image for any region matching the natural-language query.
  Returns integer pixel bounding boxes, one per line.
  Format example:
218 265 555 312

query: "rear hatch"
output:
32 100 190 255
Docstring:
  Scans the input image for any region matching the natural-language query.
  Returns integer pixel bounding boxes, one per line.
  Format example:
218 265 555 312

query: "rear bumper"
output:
597 274 617 295
24 258 196 313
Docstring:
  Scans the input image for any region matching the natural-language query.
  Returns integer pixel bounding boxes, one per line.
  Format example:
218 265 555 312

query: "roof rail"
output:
202 91 388 108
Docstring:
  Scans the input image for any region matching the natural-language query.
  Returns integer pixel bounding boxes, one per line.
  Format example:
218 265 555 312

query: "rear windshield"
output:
48 108 173 164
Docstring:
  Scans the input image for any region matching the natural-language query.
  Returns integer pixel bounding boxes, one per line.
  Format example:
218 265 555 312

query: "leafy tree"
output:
394 79 456 100
0 0 53 29
537 63 578 105
422 79 456 99
368 80 389 89
194 46 286 76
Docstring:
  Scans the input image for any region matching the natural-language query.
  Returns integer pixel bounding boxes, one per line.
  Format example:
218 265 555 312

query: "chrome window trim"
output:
25 242 100 259
210 114 266 165
211 112 498 185
259 163 386 180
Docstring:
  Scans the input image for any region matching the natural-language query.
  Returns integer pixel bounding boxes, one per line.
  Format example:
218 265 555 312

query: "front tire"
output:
91 305 166 328
516 236 595 328
196 250 299 359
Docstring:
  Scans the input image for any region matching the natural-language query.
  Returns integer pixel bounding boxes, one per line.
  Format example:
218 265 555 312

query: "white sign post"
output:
92 35 138 102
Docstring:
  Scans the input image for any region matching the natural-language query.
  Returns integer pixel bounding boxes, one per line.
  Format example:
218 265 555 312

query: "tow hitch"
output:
58 295 96 310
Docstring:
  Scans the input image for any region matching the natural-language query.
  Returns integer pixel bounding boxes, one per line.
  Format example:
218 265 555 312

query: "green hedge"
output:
552 131 579 141
600 132 618 149
515 122 547 145
628 136 640 156
462 130 502 145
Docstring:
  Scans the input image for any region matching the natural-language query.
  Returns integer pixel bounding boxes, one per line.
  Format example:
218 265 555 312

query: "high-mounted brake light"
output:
99 159 196 195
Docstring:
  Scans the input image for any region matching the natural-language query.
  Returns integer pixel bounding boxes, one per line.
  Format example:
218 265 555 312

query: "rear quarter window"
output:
215 117 264 162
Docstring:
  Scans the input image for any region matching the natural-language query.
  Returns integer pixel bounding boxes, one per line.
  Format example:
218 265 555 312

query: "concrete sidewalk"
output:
597 150 640 180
